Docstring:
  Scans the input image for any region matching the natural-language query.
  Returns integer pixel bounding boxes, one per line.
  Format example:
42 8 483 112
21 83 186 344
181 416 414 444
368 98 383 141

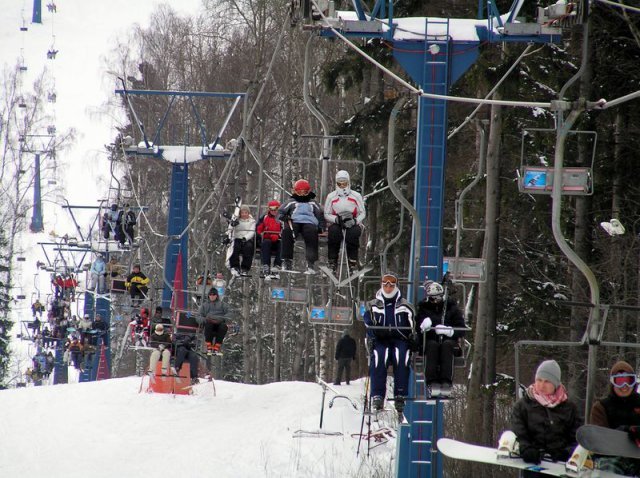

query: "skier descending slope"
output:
510 360 581 477
323 170 366 272
363 272 415 414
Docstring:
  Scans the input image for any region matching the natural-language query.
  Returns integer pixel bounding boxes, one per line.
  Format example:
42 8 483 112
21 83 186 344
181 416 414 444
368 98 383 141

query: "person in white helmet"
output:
323 170 366 272
414 279 466 398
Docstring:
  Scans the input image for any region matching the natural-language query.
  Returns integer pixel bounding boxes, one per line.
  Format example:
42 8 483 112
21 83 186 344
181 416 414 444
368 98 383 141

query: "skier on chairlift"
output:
256 200 283 279
324 170 366 273
363 272 415 414
118 204 137 247
227 205 256 277
278 179 325 274
102 204 120 240
415 279 466 398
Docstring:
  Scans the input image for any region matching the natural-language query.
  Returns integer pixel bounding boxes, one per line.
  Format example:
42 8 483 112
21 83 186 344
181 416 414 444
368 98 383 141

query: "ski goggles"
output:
610 372 637 388
268 206 278 211
381 276 398 286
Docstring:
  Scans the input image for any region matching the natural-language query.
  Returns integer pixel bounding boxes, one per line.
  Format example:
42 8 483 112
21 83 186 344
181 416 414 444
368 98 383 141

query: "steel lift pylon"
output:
114 88 246 309
305 0 578 475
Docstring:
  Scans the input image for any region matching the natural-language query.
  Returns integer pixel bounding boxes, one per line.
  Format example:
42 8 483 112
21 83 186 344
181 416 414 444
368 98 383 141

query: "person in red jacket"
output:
256 200 283 278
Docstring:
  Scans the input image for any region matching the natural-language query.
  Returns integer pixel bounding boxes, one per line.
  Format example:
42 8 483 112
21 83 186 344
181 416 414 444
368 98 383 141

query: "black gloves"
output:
229 219 239 227
222 237 231 246
342 217 356 229
549 448 570 462
520 447 541 464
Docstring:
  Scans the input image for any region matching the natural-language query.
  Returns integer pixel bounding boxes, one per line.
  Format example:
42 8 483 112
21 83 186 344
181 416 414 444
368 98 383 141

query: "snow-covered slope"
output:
0 377 394 478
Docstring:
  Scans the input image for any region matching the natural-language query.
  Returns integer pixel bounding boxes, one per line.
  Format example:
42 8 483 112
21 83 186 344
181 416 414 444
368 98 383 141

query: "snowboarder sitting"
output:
590 360 640 476
510 360 581 475
227 205 256 277
278 179 325 274
363 272 415 414
125 264 149 306
324 170 365 273
334 330 356 385
415 279 465 398
197 288 229 355
148 324 172 375
256 200 283 279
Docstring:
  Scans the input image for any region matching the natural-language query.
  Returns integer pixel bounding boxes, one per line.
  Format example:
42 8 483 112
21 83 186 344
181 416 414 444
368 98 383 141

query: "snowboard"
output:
577 425 640 459
437 438 622 478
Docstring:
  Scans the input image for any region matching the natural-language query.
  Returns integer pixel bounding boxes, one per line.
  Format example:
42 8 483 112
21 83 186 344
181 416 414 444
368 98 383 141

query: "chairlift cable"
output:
311 0 554 108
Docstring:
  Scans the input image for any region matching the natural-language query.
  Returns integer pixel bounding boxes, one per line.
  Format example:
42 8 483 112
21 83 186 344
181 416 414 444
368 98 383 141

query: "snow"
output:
0 376 394 477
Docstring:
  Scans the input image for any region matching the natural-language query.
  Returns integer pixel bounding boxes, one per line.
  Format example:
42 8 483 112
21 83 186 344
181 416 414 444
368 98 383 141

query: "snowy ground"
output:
0 376 396 478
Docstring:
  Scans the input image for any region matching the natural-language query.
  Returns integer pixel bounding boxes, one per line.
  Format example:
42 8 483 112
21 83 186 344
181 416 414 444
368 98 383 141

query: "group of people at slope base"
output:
145 288 232 385
225 170 366 279
505 358 640 477
362 272 466 415
101 203 137 248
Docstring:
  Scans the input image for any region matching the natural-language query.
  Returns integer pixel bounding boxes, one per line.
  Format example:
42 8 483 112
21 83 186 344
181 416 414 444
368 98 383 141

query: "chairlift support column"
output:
312 0 564 475
114 89 245 308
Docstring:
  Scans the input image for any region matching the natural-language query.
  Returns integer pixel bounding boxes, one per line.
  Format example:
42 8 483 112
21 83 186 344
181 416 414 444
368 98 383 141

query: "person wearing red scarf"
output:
511 359 581 477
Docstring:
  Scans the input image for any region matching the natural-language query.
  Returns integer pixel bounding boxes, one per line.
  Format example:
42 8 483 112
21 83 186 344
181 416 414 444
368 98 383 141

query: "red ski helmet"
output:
268 200 281 209
293 179 311 194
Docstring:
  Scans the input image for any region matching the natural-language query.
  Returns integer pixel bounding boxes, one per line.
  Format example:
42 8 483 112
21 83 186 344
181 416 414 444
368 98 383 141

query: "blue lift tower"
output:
115 88 245 309
301 0 581 475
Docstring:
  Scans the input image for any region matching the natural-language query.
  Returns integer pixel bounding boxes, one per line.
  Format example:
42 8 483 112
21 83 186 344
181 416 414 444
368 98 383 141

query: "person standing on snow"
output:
227 205 256 277
324 170 365 272
414 279 466 398
363 272 415 414
278 179 325 274
510 360 581 477
256 200 283 278
334 330 357 385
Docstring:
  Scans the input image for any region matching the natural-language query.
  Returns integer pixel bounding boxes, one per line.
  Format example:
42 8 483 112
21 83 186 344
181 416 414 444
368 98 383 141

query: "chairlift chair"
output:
518 128 597 196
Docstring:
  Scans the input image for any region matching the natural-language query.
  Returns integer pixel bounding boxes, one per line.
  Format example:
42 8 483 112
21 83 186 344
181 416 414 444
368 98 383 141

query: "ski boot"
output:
240 269 250 277
371 396 384 411
394 396 406 415
260 265 270 279
440 381 452 397
230 268 241 278
348 259 360 272
304 262 317 275
282 259 293 271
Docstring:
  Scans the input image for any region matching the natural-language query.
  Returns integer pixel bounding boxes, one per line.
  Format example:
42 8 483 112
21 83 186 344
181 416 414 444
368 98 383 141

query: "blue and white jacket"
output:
363 289 415 341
